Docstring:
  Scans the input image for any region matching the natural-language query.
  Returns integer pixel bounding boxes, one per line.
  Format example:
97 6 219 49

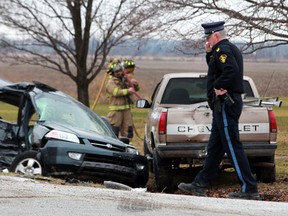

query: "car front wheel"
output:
10 151 42 176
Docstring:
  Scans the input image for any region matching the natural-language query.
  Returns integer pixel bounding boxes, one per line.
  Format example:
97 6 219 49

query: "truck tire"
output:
153 148 174 193
255 156 276 183
256 166 276 183
10 151 43 176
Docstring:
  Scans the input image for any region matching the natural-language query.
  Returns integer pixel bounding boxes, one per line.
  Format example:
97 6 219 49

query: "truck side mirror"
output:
136 99 151 108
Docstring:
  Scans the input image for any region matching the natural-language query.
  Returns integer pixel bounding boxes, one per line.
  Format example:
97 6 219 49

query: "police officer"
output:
178 21 260 200
105 62 136 142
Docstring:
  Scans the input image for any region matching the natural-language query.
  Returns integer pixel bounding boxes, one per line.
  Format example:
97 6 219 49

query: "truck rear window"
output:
161 78 254 105
243 80 254 97
161 78 207 104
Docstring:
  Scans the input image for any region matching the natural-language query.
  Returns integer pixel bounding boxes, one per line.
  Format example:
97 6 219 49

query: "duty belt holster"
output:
214 93 235 112
222 93 235 106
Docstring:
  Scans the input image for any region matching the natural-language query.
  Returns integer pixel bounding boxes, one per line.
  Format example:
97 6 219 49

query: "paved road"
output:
0 175 287 216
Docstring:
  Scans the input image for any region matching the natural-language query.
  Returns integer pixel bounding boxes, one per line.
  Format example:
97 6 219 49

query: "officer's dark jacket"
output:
206 39 244 106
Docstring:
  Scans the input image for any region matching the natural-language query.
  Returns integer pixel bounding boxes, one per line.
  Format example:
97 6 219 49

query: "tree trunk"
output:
77 80 90 107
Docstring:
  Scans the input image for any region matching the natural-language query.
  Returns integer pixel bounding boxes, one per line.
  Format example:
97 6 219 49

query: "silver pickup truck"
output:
137 72 281 193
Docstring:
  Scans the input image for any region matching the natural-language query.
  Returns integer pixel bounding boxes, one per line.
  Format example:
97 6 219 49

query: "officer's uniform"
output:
192 21 258 194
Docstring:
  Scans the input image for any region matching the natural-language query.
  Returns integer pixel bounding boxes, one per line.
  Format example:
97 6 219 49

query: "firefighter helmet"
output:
122 59 135 69
107 63 123 74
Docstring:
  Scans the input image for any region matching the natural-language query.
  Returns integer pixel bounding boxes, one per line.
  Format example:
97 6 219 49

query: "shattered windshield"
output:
34 92 112 136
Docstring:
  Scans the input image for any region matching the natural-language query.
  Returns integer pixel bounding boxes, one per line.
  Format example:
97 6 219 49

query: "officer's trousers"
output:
193 98 258 193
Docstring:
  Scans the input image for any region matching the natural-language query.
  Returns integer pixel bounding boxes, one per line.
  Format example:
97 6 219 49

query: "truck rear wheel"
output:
153 148 174 193
256 166 276 183
255 156 276 183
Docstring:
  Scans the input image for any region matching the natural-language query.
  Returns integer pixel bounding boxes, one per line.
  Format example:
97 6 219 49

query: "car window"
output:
0 91 22 124
34 93 113 136
0 101 19 123
28 113 38 126
161 78 207 104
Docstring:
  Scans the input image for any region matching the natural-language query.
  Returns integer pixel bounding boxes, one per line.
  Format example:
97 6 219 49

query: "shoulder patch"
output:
219 54 227 63
216 47 220 52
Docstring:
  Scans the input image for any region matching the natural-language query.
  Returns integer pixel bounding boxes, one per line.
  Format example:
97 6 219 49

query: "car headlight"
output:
68 152 82 160
45 130 80 143
126 147 139 155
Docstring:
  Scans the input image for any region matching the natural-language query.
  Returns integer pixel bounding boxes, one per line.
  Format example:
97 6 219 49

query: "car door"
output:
0 90 24 169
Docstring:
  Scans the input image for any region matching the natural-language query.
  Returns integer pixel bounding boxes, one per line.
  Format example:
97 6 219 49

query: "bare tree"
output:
157 0 288 54
0 0 163 106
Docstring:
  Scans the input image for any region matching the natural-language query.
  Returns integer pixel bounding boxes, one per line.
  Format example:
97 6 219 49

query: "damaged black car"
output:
0 81 148 187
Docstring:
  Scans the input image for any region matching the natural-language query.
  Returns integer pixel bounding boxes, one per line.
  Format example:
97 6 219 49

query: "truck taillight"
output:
158 112 167 135
268 110 277 133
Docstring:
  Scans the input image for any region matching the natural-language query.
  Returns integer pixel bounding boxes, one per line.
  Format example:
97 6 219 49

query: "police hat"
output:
201 21 225 37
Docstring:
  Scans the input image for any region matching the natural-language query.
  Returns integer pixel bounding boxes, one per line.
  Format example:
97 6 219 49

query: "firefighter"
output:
122 59 136 79
105 62 136 142
121 59 140 106
119 59 141 143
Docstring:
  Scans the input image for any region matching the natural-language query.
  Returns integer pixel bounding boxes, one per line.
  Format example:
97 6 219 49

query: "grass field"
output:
273 98 288 177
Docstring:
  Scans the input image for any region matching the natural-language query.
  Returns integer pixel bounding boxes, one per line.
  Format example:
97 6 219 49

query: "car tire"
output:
255 156 276 183
10 151 43 176
144 137 153 173
143 137 149 156
153 148 174 193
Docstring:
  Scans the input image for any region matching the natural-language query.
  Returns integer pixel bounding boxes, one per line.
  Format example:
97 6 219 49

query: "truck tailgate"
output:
166 105 270 143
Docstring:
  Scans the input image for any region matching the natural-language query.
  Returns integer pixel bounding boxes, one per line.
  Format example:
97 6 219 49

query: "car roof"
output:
0 81 59 93
0 81 63 107
0 81 70 106
0 78 12 86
